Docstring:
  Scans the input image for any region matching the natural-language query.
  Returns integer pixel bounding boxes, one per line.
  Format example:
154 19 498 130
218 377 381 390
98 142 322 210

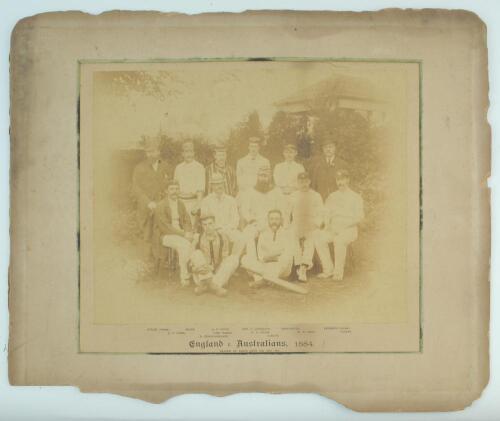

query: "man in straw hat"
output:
132 135 171 261
200 172 244 254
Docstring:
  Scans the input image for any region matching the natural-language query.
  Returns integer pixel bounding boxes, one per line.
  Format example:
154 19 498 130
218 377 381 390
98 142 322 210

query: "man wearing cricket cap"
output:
131 135 171 261
289 171 324 282
189 212 239 297
236 136 270 194
205 144 237 197
314 169 364 280
273 142 305 196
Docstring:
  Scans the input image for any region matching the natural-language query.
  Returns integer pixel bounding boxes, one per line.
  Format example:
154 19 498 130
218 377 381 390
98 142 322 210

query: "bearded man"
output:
239 165 288 260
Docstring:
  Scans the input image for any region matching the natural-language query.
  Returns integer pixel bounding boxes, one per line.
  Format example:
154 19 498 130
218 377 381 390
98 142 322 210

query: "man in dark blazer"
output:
153 180 194 285
132 136 171 259
307 138 348 200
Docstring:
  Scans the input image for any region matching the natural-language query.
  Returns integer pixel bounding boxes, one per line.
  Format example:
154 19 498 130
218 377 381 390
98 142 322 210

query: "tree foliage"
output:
97 71 185 101
159 134 213 167
226 111 265 164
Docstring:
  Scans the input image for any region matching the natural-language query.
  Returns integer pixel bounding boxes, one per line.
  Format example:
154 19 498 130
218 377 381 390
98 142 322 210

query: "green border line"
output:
77 57 423 355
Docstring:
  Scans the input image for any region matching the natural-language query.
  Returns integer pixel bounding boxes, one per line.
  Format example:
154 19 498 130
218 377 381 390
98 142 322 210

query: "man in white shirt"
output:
241 209 294 288
290 172 324 282
236 137 270 194
273 143 305 196
239 165 289 261
174 140 206 224
200 173 243 254
314 169 364 280
240 165 289 231
153 180 194 286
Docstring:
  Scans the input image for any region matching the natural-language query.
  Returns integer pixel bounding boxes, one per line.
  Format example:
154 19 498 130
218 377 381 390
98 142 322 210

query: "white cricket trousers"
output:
162 234 193 281
313 228 357 278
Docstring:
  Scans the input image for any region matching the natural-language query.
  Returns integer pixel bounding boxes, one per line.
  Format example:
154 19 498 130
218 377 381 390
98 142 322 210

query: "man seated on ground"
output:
200 173 243 255
153 180 194 286
289 171 324 282
239 164 289 261
241 209 294 288
189 213 239 297
314 169 364 281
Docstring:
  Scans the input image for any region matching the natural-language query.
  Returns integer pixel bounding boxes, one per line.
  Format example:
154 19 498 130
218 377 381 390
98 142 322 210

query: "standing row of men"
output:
132 135 364 296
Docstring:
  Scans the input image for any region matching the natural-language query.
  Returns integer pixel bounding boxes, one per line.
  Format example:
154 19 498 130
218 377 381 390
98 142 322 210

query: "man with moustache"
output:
153 180 194 286
241 209 294 288
314 169 364 281
240 165 289 261
131 135 171 261
308 138 348 200
205 144 237 197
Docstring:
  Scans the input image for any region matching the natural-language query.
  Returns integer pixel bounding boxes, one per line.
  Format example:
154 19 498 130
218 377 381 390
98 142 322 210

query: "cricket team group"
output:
132 135 364 297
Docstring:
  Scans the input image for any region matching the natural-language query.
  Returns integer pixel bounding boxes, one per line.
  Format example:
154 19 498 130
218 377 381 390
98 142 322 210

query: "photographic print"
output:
79 59 421 353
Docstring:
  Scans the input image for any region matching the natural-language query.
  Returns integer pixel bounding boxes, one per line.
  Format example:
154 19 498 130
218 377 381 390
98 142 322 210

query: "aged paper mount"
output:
9 10 489 411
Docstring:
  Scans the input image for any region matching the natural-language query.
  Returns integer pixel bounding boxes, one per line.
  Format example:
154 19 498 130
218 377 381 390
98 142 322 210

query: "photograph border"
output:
77 57 423 355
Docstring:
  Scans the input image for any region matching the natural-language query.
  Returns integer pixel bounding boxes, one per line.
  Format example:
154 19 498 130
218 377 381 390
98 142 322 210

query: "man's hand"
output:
147 201 157 211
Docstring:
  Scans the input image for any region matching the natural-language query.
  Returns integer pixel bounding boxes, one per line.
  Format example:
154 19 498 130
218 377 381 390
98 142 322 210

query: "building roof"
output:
274 73 387 113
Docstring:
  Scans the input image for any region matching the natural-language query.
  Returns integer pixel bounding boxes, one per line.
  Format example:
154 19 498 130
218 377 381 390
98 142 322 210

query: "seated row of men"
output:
132 135 363 296
150 168 363 296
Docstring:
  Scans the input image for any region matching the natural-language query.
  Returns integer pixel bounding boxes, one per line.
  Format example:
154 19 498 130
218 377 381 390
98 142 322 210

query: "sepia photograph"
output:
79 59 421 353
6 7 492 414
